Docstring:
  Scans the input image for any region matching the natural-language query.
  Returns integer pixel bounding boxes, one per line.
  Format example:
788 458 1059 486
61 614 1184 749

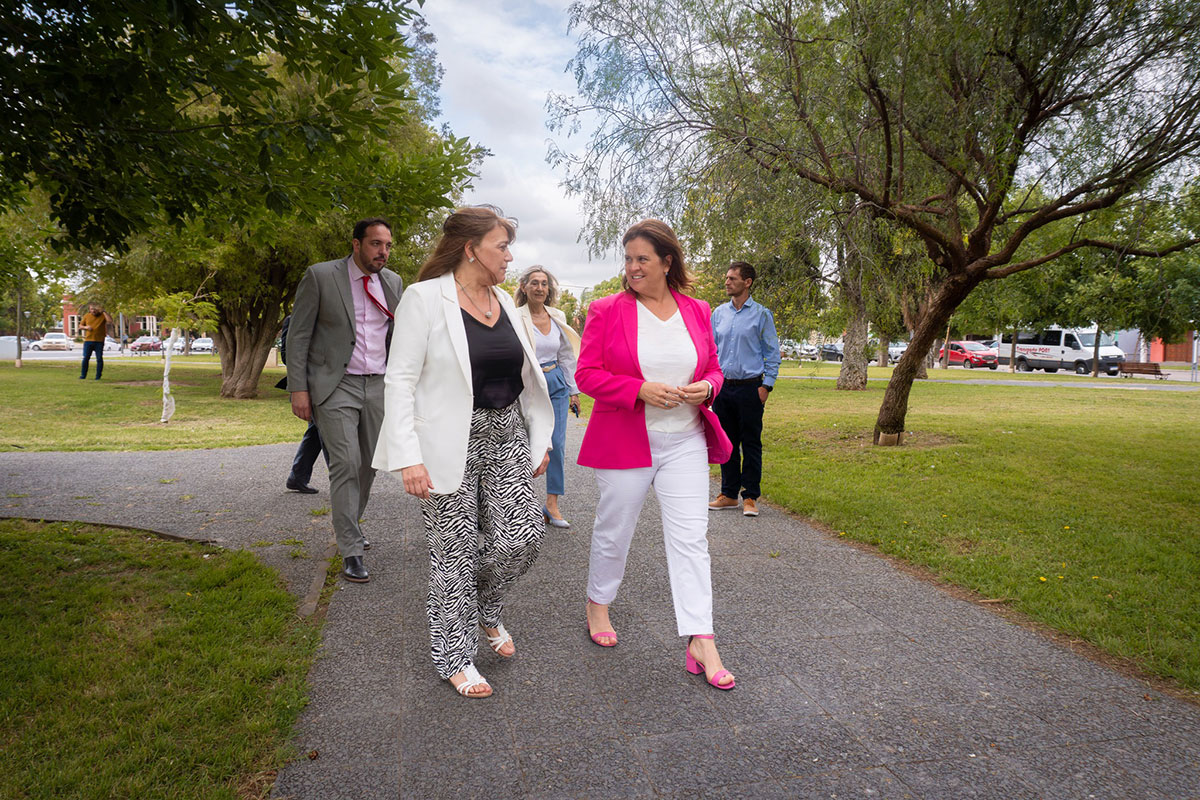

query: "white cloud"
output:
420 0 617 293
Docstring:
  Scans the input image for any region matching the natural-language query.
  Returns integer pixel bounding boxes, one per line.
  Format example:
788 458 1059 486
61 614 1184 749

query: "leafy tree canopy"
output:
1 0 424 249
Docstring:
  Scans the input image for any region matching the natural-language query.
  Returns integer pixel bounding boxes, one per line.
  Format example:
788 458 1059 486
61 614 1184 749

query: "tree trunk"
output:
1009 332 1018 372
836 227 869 391
215 317 280 398
878 336 890 368
1091 324 1102 377
874 274 978 443
837 278 869 390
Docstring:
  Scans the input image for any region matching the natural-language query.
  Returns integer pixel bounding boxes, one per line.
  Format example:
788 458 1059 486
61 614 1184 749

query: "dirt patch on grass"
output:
804 428 960 450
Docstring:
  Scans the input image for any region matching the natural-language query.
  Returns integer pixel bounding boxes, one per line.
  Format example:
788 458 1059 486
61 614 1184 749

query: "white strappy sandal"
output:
449 664 492 698
481 623 515 657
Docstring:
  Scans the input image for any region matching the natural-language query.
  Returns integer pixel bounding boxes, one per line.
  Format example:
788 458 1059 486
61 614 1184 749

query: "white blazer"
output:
372 271 554 494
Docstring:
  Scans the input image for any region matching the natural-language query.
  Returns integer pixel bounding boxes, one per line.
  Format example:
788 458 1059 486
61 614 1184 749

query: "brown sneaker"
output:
742 498 759 517
708 493 739 511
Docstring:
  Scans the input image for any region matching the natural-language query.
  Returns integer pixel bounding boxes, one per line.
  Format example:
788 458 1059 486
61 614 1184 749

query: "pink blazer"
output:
576 289 732 469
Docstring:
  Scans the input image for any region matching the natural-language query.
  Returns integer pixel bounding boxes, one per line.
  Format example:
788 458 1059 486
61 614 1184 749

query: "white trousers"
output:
588 427 713 636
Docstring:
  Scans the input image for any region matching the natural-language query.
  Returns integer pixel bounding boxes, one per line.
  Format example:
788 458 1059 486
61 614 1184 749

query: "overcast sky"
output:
419 0 616 295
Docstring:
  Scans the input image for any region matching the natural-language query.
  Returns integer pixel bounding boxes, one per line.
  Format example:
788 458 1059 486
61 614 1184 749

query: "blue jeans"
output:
80 341 103 379
542 363 569 496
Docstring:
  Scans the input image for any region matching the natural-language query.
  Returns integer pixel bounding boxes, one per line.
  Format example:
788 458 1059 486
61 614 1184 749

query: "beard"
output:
356 254 387 274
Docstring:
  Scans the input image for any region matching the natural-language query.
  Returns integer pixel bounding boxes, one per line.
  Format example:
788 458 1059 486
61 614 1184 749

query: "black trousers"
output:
289 420 328 484
713 382 764 500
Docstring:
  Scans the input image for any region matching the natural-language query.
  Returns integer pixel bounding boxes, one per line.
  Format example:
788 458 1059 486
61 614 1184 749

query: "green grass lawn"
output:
762 376 1200 691
0 360 299 451
0 519 320 800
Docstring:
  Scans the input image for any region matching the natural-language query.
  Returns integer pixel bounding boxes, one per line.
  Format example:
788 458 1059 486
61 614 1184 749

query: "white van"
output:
997 328 1125 375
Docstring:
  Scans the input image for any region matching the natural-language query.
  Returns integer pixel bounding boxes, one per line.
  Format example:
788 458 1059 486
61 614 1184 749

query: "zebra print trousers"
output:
419 402 545 679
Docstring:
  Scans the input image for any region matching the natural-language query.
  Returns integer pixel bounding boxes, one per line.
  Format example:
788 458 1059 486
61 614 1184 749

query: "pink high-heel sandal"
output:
585 598 618 647
686 634 735 690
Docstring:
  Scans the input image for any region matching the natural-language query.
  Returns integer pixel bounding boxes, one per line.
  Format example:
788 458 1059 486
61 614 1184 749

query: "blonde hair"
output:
513 265 560 307
417 205 517 282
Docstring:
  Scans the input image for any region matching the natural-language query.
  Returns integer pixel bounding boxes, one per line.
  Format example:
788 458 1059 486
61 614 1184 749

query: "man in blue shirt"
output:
709 262 781 517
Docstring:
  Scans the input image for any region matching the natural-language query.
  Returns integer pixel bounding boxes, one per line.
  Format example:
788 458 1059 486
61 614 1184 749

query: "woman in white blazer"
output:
513 265 580 528
373 205 554 699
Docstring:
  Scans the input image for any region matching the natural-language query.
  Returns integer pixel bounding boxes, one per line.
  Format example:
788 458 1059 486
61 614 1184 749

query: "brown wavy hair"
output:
417 205 518 282
620 219 692 293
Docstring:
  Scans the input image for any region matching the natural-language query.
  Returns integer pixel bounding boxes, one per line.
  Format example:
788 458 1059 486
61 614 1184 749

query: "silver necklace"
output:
455 279 493 318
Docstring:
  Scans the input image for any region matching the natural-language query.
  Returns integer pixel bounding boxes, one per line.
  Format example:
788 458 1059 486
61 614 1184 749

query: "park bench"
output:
1118 361 1166 379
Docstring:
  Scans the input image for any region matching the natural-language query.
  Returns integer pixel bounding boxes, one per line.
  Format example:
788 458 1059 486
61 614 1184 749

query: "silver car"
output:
31 332 73 351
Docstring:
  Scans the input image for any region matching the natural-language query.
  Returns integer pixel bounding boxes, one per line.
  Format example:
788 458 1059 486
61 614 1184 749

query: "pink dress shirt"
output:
346 256 391 375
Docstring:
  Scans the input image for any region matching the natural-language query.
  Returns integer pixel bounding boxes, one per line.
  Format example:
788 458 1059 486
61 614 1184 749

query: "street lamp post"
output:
14 289 22 368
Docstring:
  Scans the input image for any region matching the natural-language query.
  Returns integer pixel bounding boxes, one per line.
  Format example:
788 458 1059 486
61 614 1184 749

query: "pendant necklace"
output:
456 279 493 318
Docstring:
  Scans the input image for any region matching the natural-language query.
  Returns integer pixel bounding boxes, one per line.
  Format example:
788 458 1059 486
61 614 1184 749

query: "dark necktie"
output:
361 276 394 320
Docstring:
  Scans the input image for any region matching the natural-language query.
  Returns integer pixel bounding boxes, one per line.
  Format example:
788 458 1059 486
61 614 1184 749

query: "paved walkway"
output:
2 421 1198 799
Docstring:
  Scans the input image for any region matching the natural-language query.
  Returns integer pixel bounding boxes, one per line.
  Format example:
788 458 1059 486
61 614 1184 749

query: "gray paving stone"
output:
633 726 776 793
399 750 524 800
658 778 794 799
734 716 879 778
780 767 918 799
705 673 824 724
834 703 987 763
292 710 400 766
1010 743 1174 800
272 763 399 800
516 738 655 799
887 754 1040 799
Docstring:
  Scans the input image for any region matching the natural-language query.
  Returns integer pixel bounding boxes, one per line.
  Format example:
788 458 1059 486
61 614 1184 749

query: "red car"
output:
130 335 162 352
938 340 998 369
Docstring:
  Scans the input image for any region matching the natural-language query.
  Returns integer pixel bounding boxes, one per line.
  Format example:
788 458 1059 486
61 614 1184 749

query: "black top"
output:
462 309 525 409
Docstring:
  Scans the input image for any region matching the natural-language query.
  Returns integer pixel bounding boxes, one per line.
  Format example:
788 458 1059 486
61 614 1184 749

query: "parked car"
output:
887 341 908 364
31 332 73 351
0 335 33 351
103 336 122 351
938 340 999 369
997 328 1124 375
819 341 844 361
191 337 214 353
130 335 162 352
780 339 816 359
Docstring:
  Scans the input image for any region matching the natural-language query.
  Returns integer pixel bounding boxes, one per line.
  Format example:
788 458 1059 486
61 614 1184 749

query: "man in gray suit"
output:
287 218 402 583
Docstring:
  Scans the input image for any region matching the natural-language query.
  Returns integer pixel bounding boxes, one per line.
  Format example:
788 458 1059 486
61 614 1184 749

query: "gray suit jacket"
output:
286 256 403 406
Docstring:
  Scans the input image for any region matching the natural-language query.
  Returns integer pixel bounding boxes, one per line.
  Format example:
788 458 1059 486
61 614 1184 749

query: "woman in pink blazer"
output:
576 219 736 690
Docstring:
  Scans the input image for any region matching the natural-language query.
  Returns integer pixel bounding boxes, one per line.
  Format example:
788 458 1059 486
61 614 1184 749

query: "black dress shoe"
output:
285 477 318 494
342 556 369 583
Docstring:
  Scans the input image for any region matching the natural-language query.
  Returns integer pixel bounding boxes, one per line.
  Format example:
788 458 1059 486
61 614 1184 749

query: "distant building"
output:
1114 328 1195 363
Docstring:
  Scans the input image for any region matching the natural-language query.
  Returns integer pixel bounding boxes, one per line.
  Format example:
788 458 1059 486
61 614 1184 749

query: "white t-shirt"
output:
636 301 701 434
533 319 564 365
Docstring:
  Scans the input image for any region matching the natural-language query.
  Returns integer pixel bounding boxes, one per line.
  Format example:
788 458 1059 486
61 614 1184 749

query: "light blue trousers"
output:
542 363 569 496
